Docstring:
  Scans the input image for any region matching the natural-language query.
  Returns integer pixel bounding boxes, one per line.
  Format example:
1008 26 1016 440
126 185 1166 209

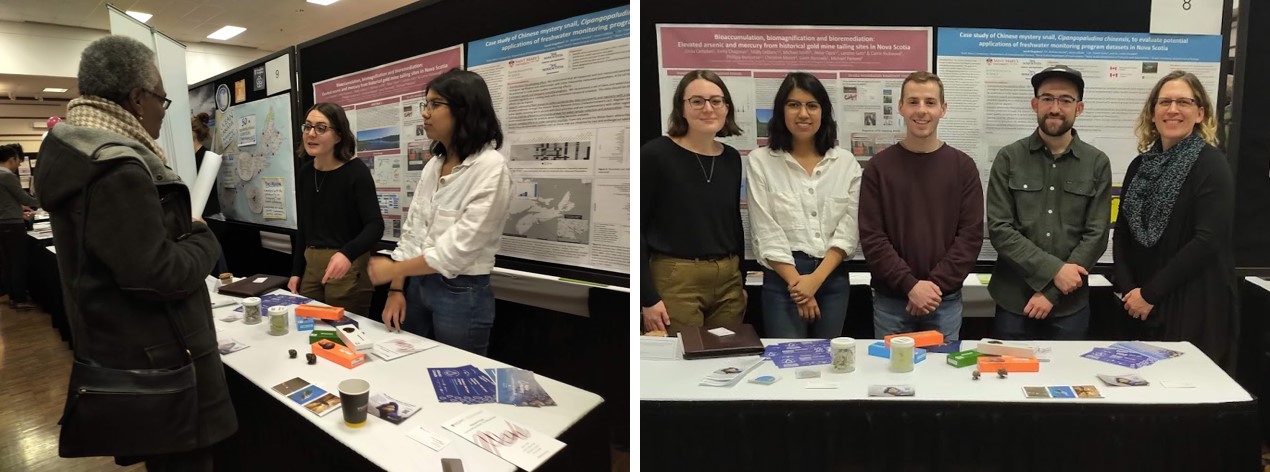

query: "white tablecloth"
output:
641 338 1251 405
208 278 602 471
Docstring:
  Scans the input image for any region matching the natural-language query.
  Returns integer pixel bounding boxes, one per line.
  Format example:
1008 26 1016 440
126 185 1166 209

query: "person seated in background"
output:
987 65 1112 340
0 143 38 310
746 72 861 339
639 69 747 336
1113 70 1236 367
859 71 983 342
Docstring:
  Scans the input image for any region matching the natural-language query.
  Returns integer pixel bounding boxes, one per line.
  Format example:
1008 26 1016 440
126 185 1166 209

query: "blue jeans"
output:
761 252 850 339
873 290 963 341
401 274 496 356
994 303 1090 341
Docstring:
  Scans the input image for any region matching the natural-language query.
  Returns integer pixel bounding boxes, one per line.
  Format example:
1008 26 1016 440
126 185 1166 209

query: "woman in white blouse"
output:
746 72 862 339
368 69 512 356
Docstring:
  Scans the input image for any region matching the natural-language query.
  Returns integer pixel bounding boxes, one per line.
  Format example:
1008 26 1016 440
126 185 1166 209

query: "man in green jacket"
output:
986 65 1112 340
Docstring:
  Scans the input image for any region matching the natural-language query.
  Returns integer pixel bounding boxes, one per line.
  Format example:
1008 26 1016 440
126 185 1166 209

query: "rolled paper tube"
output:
190 150 221 217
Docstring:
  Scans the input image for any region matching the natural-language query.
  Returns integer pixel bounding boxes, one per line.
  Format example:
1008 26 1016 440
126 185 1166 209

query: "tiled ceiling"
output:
0 0 418 51
0 73 78 101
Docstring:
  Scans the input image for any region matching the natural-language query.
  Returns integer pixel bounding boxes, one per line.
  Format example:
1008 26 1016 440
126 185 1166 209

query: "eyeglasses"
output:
684 96 726 110
300 123 331 135
1037 94 1079 106
785 100 822 113
1156 97 1198 109
142 88 171 110
422 99 449 111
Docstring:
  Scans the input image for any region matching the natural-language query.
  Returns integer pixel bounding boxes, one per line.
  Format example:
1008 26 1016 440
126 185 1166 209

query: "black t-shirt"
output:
291 157 384 276
640 136 744 307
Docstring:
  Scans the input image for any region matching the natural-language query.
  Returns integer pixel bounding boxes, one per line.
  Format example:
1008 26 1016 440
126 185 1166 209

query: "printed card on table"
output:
442 408 565 472
1097 374 1149 387
1080 347 1155 369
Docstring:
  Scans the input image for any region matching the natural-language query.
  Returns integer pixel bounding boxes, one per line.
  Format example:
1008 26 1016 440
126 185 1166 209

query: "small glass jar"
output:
830 337 856 373
268 305 289 336
241 297 262 325
890 336 915 373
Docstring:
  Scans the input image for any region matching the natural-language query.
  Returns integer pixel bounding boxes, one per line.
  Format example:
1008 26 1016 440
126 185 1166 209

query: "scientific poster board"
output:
937 27 1222 262
312 46 464 241
212 94 298 228
468 6 631 275
656 24 932 259
190 49 300 230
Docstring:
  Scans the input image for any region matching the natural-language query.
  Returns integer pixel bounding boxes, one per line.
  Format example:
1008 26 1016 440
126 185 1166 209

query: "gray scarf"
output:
1121 132 1205 248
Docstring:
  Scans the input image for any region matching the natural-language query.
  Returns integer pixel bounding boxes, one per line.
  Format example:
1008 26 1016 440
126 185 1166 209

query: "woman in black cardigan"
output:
1113 70 1236 367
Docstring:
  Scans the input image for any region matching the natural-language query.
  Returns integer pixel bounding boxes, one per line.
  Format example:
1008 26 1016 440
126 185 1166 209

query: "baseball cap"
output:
1031 65 1085 100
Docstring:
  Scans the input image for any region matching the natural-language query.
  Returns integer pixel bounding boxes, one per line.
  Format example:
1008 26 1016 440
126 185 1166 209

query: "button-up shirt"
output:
986 129 1112 316
390 144 512 279
745 146 862 269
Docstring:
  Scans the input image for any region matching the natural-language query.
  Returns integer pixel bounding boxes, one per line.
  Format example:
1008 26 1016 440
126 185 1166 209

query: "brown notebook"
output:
680 324 765 360
217 274 291 298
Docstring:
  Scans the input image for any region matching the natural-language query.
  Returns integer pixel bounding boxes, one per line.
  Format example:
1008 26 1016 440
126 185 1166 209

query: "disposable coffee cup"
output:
338 379 371 428
830 337 856 373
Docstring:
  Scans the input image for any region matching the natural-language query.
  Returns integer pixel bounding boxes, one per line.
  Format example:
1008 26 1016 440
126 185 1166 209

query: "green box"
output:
946 350 982 368
308 329 344 346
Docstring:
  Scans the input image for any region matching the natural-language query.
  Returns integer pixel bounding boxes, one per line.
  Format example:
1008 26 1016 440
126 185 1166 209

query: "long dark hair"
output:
295 103 356 161
426 69 503 161
767 72 836 155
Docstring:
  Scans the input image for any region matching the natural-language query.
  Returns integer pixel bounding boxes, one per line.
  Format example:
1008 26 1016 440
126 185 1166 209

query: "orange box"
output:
311 340 366 369
976 355 1040 373
296 305 344 321
884 330 944 348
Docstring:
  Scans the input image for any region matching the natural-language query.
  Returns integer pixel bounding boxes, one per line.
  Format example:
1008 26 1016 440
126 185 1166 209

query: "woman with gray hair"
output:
35 35 235 470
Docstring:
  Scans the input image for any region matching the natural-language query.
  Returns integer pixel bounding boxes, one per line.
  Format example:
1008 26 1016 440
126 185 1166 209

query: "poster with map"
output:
213 93 297 229
468 6 630 274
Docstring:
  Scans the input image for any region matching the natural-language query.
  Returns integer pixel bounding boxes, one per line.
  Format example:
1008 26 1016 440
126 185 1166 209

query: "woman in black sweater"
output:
1114 71 1236 367
289 103 384 318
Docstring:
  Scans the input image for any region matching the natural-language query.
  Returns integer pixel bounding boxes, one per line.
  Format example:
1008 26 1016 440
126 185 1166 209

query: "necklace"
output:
314 168 328 193
694 152 716 183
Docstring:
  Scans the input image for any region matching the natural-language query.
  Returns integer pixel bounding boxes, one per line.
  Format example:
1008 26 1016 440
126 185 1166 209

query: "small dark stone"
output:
289 349 297 359
306 353 317 365
997 368 1008 378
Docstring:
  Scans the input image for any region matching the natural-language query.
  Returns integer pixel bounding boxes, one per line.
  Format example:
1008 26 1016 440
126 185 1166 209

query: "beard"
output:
1037 114 1073 137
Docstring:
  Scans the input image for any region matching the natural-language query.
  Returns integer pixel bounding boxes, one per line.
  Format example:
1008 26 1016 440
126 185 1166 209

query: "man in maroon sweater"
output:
858 71 983 341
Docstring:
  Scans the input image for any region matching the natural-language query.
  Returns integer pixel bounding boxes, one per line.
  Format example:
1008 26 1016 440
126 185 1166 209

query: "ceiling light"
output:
42 87 68 93
207 26 246 41
307 0 340 5
125 11 153 23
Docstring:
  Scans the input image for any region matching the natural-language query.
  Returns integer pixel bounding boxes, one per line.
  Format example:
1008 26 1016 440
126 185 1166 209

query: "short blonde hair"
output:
1134 71 1218 152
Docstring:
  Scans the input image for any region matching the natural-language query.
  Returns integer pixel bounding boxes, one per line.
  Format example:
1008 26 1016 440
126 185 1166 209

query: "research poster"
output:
213 93 298 229
467 6 631 274
938 27 1221 262
313 46 464 241
657 24 932 259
